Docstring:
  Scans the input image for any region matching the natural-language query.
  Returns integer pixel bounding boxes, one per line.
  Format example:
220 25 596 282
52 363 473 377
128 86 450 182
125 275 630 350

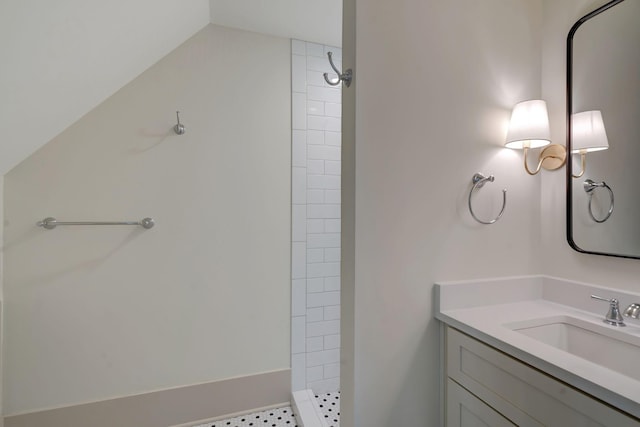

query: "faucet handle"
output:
591 295 626 326
591 294 616 303
623 303 640 319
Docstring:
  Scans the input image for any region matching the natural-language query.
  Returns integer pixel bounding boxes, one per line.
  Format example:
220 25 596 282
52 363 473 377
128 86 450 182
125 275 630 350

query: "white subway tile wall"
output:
291 40 341 394
291 353 306 391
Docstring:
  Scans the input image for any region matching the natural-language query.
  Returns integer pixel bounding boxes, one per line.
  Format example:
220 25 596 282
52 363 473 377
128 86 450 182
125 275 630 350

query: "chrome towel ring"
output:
468 173 506 225
584 179 614 223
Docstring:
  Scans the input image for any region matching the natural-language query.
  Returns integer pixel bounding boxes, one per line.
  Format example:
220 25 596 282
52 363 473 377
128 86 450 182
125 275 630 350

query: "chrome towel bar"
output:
37 217 155 230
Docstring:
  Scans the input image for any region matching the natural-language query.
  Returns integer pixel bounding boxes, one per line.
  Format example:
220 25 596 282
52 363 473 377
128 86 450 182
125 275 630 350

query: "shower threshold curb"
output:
291 390 329 427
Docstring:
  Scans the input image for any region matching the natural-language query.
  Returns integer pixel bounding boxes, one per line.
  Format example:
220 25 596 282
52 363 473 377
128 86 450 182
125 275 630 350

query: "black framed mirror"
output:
567 0 640 259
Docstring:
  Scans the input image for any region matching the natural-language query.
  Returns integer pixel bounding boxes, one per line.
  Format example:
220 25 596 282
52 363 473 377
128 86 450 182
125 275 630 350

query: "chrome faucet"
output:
591 295 626 326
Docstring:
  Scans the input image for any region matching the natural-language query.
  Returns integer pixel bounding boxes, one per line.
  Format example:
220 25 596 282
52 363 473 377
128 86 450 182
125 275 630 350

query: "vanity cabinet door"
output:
445 327 640 427
446 379 515 427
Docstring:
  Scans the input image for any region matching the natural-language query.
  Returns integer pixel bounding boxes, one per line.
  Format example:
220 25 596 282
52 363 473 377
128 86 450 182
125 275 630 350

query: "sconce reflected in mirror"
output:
571 110 609 178
505 100 567 175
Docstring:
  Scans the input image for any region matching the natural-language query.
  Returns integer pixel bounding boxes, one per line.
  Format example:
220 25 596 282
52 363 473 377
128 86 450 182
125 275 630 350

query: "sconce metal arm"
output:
523 146 567 175
523 147 544 175
572 152 586 178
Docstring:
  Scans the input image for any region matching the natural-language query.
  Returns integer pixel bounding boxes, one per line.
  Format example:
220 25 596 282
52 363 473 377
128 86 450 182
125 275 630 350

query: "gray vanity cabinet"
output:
446 379 516 426
444 326 640 426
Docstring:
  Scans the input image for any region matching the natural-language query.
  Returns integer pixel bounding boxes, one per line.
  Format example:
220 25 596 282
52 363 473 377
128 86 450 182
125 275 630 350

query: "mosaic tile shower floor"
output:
193 391 340 427
194 406 297 427
316 391 340 427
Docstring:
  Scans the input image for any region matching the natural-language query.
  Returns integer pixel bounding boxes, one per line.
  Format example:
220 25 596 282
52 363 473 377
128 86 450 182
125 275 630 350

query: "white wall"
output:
291 40 342 393
340 0 356 424
540 0 640 286
210 0 342 47
3 24 291 415
0 0 210 176
346 1 544 425
0 176 3 420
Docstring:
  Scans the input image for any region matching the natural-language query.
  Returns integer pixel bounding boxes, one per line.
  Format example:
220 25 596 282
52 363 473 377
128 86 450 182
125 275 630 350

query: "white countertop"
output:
434 275 640 418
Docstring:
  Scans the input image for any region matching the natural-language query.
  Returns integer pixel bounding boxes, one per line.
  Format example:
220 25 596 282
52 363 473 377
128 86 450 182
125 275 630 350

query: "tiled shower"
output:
291 39 342 394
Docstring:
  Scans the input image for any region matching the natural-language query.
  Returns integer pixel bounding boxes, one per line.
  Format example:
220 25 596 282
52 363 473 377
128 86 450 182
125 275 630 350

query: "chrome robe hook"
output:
468 173 507 225
584 179 614 223
174 111 185 135
323 52 352 87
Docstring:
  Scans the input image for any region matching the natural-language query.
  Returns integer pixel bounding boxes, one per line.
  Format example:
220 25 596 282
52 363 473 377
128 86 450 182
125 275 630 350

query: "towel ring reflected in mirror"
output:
468 173 507 225
584 179 614 223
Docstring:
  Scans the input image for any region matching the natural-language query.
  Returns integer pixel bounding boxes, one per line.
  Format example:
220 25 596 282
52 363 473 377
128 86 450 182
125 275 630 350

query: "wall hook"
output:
323 52 352 87
174 111 185 135
468 173 507 225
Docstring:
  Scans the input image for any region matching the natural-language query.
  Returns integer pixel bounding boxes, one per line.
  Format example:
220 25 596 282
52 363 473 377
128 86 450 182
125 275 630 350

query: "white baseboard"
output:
5 369 290 427
171 402 290 427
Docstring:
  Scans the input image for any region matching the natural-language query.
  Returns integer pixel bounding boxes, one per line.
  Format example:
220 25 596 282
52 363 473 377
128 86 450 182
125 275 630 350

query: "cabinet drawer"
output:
447 378 515 427
446 327 639 426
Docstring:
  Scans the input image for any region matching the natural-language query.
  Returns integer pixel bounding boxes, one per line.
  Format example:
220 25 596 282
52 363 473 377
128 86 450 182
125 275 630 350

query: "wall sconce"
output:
505 100 566 175
571 110 609 178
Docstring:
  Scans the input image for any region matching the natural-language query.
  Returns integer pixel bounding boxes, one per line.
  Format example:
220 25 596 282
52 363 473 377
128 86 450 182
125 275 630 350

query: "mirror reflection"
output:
568 0 640 258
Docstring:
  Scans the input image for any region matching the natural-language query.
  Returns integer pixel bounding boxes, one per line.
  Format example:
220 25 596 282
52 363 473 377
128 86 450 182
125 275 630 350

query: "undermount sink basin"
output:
506 315 640 381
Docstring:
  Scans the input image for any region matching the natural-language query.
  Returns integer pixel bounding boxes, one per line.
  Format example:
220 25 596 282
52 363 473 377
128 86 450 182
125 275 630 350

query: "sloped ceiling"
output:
210 0 342 48
0 0 210 175
0 0 341 176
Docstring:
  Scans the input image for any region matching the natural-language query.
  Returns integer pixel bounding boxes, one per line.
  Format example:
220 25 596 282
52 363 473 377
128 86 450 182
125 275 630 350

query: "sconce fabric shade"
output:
505 100 551 149
571 110 609 153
